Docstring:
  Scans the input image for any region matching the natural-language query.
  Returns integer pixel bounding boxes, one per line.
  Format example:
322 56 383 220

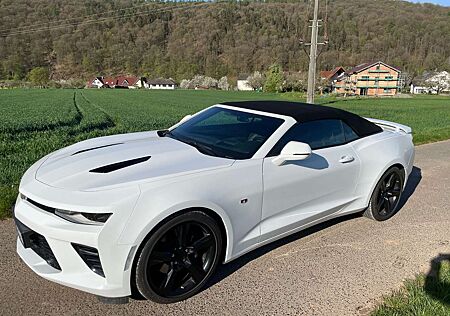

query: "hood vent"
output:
89 156 151 174
72 143 123 156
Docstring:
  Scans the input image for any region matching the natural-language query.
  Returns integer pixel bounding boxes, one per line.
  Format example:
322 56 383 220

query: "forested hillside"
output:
0 0 449 81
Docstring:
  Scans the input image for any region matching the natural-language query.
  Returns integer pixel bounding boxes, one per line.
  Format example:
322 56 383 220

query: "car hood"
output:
35 131 234 191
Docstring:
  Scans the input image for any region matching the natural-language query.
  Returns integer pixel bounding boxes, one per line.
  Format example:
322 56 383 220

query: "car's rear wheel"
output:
134 211 222 304
364 167 404 221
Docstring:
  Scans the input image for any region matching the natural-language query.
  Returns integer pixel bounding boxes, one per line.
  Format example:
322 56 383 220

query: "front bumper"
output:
14 192 138 298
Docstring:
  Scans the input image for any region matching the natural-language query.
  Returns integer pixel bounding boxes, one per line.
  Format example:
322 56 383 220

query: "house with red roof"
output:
86 76 143 89
320 66 346 82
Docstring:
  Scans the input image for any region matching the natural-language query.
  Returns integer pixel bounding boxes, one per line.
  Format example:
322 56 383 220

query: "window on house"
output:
383 88 391 93
385 76 393 80
376 65 381 70
362 76 369 80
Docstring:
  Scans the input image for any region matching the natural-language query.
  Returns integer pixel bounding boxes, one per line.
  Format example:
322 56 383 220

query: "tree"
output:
218 76 230 90
27 67 49 87
427 71 450 94
247 71 265 91
282 72 307 92
179 79 191 89
264 64 284 93
203 76 218 89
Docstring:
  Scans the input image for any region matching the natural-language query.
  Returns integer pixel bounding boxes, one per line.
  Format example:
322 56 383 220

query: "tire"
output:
364 166 404 221
134 210 222 304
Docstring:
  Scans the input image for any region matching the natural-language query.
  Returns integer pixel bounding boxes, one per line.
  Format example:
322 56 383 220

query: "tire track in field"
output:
78 91 117 127
72 91 116 133
72 90 83 120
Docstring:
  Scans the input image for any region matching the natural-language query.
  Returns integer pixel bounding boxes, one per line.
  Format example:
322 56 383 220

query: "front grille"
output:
15 219 61 270
72 243 105 277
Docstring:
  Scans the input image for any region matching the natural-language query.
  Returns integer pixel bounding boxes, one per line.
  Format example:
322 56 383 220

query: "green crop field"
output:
0 89 449 218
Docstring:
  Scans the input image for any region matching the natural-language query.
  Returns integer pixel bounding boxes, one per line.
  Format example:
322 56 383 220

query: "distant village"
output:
87 76 176 90
87 61 450 96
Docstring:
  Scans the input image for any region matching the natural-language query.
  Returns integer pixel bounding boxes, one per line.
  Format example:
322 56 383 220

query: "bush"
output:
264 64 284 93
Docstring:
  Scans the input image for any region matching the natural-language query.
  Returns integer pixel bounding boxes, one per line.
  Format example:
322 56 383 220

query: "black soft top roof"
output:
222 100 382 137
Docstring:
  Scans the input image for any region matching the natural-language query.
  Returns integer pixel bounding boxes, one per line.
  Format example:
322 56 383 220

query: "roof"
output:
347 61 401 75
320 67 345 80
115 76 139 86
221 101 382 137
147 78 176 85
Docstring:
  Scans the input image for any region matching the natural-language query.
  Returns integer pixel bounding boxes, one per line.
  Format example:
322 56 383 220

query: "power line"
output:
0 2 170 34
0 1 216 37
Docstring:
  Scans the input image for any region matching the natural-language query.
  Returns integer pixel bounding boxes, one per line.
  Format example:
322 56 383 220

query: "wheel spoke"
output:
148 251 173 266
184 261 206 284
385 173 395 189
383 197 391 212
174 223 191 246
387 188 401 197
160 268 177 293
191 234 213 252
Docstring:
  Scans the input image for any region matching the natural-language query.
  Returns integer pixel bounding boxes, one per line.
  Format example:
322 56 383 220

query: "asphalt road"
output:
1 140 449 316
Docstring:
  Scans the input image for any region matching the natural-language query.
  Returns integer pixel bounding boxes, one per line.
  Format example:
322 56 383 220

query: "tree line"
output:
0 0 449 83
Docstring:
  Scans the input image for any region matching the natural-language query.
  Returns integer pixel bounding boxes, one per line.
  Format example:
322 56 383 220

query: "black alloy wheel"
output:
134 211 222 303
365 166 404 221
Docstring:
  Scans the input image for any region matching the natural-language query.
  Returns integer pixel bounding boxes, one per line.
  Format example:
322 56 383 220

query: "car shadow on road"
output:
424 253 450 306
206 166 422 291
206 213 361 290
396 166 422 211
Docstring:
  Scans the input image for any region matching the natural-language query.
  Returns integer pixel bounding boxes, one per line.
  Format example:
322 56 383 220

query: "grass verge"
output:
373 256 450 315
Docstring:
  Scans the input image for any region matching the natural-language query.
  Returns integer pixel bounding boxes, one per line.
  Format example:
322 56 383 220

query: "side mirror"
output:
272 141 312 166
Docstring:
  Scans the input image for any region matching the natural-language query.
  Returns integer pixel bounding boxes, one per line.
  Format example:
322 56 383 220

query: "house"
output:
145 78 176 90
320 67 346 93
112 76 140 89
334 61 401 96
410 71 450 94
87 76 141 89
320 66 346 82
237 74 253 91
86 77 107 88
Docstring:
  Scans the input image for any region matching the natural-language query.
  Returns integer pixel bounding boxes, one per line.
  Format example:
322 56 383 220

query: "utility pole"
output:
306 0 320 104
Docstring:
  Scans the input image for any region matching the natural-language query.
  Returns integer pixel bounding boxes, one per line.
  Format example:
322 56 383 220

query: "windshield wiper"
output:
162 130 230 158
182 139 221 157
157 129 171 137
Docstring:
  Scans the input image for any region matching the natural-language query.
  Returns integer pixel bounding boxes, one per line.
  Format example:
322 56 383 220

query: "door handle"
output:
339 155 355 163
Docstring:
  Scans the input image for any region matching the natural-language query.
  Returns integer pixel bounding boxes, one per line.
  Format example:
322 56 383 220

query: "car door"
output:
260 119 361 241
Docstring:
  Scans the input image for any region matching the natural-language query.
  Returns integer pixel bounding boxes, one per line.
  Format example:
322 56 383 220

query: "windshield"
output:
164 107 284 159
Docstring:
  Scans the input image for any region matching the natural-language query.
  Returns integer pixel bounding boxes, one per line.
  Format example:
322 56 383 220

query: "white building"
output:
410 71 450 94
87 77 105 88
237 74 253 91
145 78 176 90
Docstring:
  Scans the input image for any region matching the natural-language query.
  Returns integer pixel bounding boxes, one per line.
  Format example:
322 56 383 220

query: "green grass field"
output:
0 89 449 219
373 259 450 315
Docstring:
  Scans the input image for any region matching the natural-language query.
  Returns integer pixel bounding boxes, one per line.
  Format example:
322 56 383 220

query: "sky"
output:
407 0 450 6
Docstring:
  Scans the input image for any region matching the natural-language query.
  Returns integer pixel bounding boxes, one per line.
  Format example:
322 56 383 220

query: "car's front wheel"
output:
134 210 222 303
364 166 404 221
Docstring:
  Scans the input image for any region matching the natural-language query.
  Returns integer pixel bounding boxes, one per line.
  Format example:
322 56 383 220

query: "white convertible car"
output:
15 101 414 303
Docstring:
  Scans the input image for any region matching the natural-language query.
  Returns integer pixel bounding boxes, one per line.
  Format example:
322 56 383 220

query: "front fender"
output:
118 198 234 262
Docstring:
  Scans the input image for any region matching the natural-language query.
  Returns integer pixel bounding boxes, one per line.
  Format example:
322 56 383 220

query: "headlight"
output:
54 209 112 225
